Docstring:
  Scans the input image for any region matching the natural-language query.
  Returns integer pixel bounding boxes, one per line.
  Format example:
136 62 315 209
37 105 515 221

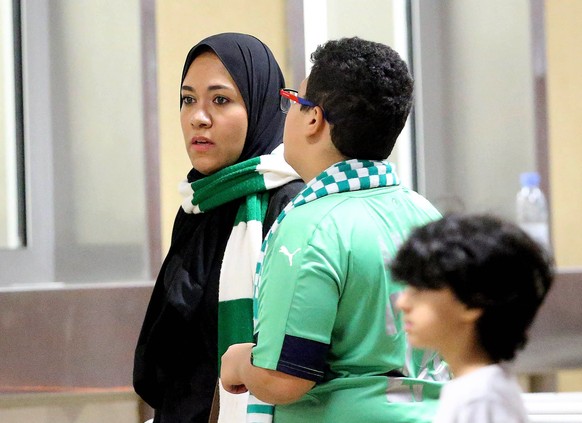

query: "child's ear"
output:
462 306 483 323
305 106 326 137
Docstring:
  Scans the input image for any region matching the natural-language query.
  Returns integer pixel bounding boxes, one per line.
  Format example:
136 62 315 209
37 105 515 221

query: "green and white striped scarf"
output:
247 159 400 422
179 146 299 422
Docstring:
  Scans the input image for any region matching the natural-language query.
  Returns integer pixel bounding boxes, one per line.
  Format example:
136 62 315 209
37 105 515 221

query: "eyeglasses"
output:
279 88 317 114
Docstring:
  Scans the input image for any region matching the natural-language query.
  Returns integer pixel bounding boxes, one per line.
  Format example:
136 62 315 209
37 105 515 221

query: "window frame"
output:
0 0 160 287
0 0 55 284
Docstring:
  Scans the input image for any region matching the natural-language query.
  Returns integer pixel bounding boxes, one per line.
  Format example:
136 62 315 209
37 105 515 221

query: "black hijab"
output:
181 32 286 182
134 33 289 416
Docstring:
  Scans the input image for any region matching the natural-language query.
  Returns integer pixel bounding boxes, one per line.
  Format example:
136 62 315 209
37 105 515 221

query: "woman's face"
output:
180 51 248 175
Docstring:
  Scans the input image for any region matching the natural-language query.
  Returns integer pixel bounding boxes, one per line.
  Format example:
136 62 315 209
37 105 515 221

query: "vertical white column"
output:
302 0 328 76
392 0 414 190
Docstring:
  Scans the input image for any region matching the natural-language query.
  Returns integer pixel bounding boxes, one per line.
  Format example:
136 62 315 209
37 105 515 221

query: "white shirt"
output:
433 364 529 423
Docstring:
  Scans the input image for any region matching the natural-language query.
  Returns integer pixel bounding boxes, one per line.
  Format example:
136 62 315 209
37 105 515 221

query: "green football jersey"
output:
252 186 448 423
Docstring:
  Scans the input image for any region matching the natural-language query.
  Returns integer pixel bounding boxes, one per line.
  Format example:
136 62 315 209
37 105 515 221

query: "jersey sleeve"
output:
251 211 345 382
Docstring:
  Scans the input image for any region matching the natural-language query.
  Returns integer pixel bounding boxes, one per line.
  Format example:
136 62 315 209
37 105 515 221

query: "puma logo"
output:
279 246 301 266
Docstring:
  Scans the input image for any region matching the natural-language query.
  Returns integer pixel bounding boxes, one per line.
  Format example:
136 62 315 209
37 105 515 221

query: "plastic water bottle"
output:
516 172 550 251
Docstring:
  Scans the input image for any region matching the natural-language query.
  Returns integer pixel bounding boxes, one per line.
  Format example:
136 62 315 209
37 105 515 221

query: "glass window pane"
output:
49 0 149 282
0 0 24 250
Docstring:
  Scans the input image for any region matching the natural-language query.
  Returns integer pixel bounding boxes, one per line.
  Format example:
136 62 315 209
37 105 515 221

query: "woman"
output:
133 33 302 423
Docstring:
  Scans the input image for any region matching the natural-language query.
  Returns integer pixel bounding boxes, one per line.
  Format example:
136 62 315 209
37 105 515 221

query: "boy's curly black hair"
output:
390 213 554 362
305 37 413 160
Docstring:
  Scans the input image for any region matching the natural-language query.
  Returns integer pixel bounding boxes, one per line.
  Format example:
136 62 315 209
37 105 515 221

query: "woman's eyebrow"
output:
207 84 234 91
181 84 234 93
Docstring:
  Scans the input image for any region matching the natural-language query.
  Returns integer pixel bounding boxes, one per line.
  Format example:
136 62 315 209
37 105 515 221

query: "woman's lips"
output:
191 136 214 152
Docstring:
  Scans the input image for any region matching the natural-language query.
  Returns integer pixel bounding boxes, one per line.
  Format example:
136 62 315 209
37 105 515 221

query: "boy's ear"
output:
305 105 327 138
462 306 483 323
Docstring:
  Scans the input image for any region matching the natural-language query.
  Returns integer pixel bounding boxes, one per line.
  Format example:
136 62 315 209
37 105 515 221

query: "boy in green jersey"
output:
221 37 449 422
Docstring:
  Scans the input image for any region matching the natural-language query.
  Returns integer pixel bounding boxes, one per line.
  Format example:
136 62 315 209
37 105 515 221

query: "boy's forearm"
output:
221 342 315 404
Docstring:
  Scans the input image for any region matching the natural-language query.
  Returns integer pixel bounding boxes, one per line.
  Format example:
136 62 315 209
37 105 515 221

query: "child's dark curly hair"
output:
390 213 554 362
305 37 413 160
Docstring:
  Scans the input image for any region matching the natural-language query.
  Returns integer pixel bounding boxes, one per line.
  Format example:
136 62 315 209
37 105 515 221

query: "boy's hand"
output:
221 342 254 394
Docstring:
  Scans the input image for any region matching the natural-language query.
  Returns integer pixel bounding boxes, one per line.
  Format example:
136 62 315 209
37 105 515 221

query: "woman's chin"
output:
190 160 219 176
190 153 240 176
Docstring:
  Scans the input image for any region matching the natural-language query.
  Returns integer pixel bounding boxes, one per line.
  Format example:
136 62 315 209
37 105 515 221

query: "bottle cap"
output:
520 172 541 187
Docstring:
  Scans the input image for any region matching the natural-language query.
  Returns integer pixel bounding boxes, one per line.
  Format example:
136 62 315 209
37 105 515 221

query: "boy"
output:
391 213 554 423
221 37 448 422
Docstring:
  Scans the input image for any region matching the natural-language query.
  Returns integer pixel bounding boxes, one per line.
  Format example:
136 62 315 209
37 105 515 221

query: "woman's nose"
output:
190 106 211 128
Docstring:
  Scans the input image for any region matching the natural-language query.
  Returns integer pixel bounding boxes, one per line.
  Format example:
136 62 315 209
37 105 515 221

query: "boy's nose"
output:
395 290 408 312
